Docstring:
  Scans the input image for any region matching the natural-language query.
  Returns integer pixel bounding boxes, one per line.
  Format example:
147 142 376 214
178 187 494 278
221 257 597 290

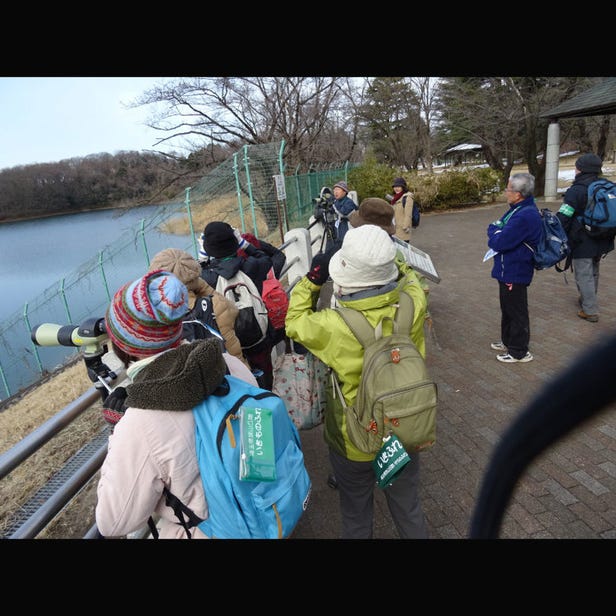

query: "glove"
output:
233 228 249 251
197 233 209 262
101 386 128 427
307 251 332 286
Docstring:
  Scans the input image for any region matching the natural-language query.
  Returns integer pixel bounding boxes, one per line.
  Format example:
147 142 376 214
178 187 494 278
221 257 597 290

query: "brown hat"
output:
348 198 396 235
149 248 209 296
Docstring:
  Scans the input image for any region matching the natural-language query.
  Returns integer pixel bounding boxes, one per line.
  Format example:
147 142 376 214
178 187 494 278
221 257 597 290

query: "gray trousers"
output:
328 447 428 539
574 257 600 315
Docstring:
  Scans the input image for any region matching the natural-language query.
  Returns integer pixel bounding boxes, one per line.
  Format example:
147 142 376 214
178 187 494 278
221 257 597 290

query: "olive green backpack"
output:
330 291 437 455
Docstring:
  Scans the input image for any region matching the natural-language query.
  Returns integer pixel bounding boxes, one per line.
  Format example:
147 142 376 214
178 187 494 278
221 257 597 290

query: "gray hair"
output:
509 172 535 198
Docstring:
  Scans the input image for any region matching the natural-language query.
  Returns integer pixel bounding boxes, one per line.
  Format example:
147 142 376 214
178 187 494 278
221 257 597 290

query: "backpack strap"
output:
335 289 415 348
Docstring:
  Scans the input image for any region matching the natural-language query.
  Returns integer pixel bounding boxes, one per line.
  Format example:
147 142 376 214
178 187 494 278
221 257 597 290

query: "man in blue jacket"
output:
487 173 543 363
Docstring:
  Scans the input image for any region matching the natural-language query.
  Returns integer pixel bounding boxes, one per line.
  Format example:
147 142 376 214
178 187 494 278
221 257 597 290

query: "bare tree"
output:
132 77 363 170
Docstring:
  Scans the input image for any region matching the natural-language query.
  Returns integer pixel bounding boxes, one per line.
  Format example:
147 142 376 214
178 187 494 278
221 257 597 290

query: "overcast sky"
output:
0 77 176 171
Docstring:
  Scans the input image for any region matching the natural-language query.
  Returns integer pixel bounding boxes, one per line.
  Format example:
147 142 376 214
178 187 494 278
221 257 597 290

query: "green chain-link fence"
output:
0 140 354 403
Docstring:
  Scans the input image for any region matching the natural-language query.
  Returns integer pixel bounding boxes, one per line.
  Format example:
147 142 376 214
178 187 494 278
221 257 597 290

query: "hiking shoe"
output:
490 341 506 351
577 310 598 323
497 352 533 363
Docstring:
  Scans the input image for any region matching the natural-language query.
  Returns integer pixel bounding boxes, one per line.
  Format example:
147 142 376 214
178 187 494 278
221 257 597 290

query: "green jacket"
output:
285 262 427 461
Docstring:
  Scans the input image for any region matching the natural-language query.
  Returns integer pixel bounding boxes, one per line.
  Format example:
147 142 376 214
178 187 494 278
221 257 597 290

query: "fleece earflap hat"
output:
329 224 398 290
202 221 239 259
575 153 602 174
333 181 349 193
105 269 189 357
348 198 396 235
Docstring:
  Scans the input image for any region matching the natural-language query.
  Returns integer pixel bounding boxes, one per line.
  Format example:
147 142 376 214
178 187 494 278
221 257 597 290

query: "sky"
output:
0 77 176 171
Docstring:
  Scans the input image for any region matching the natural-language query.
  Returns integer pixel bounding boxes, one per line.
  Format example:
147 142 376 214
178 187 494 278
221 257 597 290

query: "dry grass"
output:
0 360 106 538
159 193 270 238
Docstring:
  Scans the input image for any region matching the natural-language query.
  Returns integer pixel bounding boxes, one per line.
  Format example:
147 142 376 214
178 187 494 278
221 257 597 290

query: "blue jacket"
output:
332 195 358 242
487 196 542 285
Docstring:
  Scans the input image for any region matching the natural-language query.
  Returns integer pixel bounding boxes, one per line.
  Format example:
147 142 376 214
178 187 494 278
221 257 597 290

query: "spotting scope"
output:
31 317 108 355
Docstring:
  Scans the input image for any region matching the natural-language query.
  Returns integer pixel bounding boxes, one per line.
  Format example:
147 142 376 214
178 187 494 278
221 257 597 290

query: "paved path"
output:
291 201 616 539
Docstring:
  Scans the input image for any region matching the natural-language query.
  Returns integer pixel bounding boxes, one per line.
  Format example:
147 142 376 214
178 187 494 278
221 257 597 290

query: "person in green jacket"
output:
285 224 429 539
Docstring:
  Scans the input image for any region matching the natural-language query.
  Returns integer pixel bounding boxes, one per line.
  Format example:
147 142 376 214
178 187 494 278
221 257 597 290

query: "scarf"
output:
391 190 405 204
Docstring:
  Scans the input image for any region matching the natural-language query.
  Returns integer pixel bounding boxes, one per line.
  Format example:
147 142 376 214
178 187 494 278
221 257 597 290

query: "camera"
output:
31 317 108 355
312 186 336 226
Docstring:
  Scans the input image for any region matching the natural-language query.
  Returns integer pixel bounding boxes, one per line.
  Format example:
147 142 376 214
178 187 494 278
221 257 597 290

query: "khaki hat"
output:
348 198 395 235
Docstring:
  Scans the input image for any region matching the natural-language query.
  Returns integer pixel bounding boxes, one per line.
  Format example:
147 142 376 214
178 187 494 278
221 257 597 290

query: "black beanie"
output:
392 177 407 189
575 153 602 174
202 221 239 258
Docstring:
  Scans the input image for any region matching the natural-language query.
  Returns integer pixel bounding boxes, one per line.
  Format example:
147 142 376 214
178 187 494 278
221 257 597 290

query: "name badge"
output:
372 434 411 489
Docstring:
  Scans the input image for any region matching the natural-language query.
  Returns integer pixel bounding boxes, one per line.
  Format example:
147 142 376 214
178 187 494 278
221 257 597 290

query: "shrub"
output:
348 160 502 212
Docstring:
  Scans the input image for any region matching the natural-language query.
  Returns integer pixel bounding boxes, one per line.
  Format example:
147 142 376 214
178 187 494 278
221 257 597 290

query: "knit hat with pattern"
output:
105 269 189 357
333 181 349 193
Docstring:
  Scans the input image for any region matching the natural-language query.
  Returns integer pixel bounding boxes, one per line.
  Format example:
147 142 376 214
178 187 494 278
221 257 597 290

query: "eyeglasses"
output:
504 188 519 193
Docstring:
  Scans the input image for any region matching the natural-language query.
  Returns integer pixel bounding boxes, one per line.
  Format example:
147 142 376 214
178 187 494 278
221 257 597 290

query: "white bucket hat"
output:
329 225 398 289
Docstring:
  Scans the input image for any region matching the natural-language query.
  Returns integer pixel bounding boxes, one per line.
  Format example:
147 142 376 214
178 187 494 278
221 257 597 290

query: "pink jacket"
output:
96 348 257 539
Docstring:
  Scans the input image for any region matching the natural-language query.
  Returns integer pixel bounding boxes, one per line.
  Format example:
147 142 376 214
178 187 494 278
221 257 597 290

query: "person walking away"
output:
486 172 543 363
285 224 429 538
389 177 414 244
200 221 276 389
331 181 358 244
148 248 250 370
556 153 614 323
96 270 258 539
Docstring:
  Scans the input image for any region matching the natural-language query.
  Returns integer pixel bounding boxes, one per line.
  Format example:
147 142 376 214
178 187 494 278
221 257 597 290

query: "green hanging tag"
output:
372 434 411 489
239 405 276 482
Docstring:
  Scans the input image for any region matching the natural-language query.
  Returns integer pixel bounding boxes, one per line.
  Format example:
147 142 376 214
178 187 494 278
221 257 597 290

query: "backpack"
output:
160 375 312 539
261 268 289 331
403 194 421 228
412 200 421 228
216 269 269 350
578 179 616 239
526 208 571 270
182 295 222 342
331 290 437 455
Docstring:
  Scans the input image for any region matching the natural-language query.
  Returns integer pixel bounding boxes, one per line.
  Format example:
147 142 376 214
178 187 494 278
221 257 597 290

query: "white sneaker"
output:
497 352 533 363
490 341 506 351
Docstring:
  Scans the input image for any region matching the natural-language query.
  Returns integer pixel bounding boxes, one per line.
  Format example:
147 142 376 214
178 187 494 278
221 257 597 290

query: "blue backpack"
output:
579 179 616 239
527 208 571 271
159 375 311 539
412 200 421 228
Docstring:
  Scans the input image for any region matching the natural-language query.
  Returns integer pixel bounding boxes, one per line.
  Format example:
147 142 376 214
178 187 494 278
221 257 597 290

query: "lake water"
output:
0 205 193 400
0 205 189 322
